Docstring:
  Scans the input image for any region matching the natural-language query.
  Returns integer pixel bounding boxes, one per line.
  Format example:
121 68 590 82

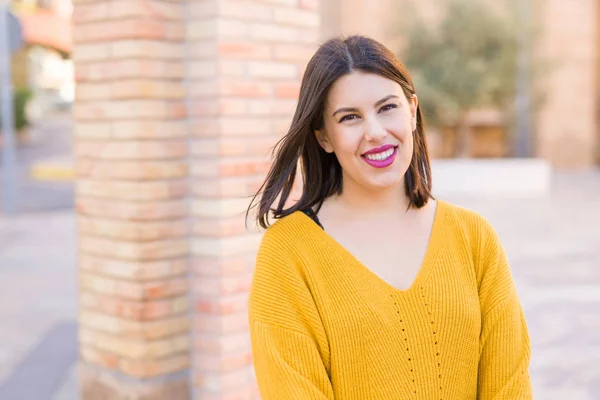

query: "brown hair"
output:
247 35 433 229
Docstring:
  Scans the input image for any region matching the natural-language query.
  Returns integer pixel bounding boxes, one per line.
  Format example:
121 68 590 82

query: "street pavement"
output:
0 112 73 213
0 169 598 399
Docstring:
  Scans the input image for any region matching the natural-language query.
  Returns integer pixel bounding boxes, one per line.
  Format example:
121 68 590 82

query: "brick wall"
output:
72 0 191 398
186 1 320 398
73 0 320 398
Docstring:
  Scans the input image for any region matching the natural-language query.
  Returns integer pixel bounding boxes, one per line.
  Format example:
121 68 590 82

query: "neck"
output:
330 177 411 217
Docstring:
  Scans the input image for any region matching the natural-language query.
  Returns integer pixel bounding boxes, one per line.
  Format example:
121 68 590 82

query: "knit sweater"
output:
249 199 532 399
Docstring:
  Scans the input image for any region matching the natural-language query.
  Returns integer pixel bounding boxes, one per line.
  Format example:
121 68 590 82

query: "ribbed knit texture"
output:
249 200 532 399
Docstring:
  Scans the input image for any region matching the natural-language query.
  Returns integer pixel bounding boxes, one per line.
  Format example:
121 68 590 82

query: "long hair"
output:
247 35 433 229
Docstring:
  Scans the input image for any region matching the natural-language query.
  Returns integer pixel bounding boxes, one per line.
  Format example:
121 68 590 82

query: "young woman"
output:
247 35 532 399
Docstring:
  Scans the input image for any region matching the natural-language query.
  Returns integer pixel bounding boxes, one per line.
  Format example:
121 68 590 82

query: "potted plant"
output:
395 0 544 158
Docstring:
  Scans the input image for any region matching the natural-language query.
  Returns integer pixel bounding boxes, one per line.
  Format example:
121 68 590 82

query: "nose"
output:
363 116 387 142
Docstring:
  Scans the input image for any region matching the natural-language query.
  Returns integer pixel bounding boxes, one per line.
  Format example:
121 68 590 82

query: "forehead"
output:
325 71 404 108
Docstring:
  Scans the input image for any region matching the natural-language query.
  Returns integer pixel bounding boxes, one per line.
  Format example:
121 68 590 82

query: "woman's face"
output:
315 71 418 193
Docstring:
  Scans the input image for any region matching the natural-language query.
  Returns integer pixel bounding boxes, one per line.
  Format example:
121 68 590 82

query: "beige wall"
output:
320 0 395 45
320 0 600 167
535 0 598 168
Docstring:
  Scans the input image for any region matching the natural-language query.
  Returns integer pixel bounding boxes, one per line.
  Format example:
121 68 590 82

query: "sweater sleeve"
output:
249 227 334 399
476 218 532 399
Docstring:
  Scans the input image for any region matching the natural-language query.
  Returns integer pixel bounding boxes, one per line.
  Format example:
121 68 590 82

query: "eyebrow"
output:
331 95 401 117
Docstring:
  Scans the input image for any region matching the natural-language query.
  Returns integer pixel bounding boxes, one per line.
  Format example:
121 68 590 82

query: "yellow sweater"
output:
249 200 532 399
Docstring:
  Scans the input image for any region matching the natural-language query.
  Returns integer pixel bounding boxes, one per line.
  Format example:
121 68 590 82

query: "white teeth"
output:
364 147 394 161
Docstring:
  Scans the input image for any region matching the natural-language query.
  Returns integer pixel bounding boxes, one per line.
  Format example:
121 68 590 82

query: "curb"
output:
29 159 74 181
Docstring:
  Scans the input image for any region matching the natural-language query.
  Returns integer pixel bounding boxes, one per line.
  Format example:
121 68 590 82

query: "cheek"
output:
329 126 363 154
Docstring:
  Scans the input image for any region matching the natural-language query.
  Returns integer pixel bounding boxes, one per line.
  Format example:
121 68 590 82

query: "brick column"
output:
72 1 191 398
187 0 320 398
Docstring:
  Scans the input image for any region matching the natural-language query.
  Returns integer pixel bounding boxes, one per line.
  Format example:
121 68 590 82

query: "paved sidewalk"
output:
0 171 598 399
0 112 74 213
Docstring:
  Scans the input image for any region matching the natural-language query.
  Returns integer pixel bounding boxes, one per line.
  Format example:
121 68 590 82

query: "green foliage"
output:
0 87 33 133
397 0 529 127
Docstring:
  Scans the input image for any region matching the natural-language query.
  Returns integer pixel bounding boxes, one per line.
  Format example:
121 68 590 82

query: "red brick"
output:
275 82 301 98
219 1 272 21
195 313 249 334
191 216 247 237
112 120 187 139
219 117 272 136
74 100 187 120
217 159 272 177
195 351 253 372
190 118 220 138
274 43 317 62
80 254 188 281
80 274 188 301
218 81 272 97
188 61 218 78
119 354 190 378
191 256 250 277
80 311 189 341
110 40 184 60
190 81 219 97
194 275 252 296
73 43 110 63
249 23 299 42
81 346 119 370
189 0 218 18
81 59 184 80
273 7 319 27
195 384 260 400
194 332 250 355
218 61 247 77
75 140 188 160
195 294 249 315
80 292 188 321
79 236 188 261
247 61 297 79
111 80 186 100
76 180 188 201
75 160 188 180
188 39 218 59
299 0 319 11
217 42 272 60
189 176 264 198
77 217 188 241
190 100 219 117
74 19 172 43
195 368 253 391
143 278 189 300
107 0 183 20
76 198 188 221
73 3 109 23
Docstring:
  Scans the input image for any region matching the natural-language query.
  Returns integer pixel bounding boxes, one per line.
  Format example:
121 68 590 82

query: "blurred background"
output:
0 0 598 399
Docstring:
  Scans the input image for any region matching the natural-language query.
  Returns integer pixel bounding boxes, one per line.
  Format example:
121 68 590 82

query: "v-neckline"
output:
296 199 447 294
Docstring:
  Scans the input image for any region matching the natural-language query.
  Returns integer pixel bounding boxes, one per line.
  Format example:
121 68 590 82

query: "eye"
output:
380 103 399 113
339 114 359 123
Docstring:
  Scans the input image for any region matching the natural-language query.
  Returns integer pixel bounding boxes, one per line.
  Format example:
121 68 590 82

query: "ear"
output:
410 94 419 131
314 129 334 153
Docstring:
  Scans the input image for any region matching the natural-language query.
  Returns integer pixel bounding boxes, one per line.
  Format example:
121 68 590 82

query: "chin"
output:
364 174 405 190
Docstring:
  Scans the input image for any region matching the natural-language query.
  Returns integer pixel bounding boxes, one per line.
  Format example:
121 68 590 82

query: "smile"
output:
361 146 398 168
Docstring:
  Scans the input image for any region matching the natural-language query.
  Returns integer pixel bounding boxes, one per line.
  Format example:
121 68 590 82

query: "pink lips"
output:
361 144 398 168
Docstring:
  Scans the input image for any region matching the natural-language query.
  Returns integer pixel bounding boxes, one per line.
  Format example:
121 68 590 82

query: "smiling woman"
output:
246 35 532 400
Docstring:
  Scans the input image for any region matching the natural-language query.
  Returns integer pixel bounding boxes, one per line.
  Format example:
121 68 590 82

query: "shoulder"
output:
439 199 499 245
257 210 315 256
250 212 323 323
438 200 505 279
253 210 321 279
